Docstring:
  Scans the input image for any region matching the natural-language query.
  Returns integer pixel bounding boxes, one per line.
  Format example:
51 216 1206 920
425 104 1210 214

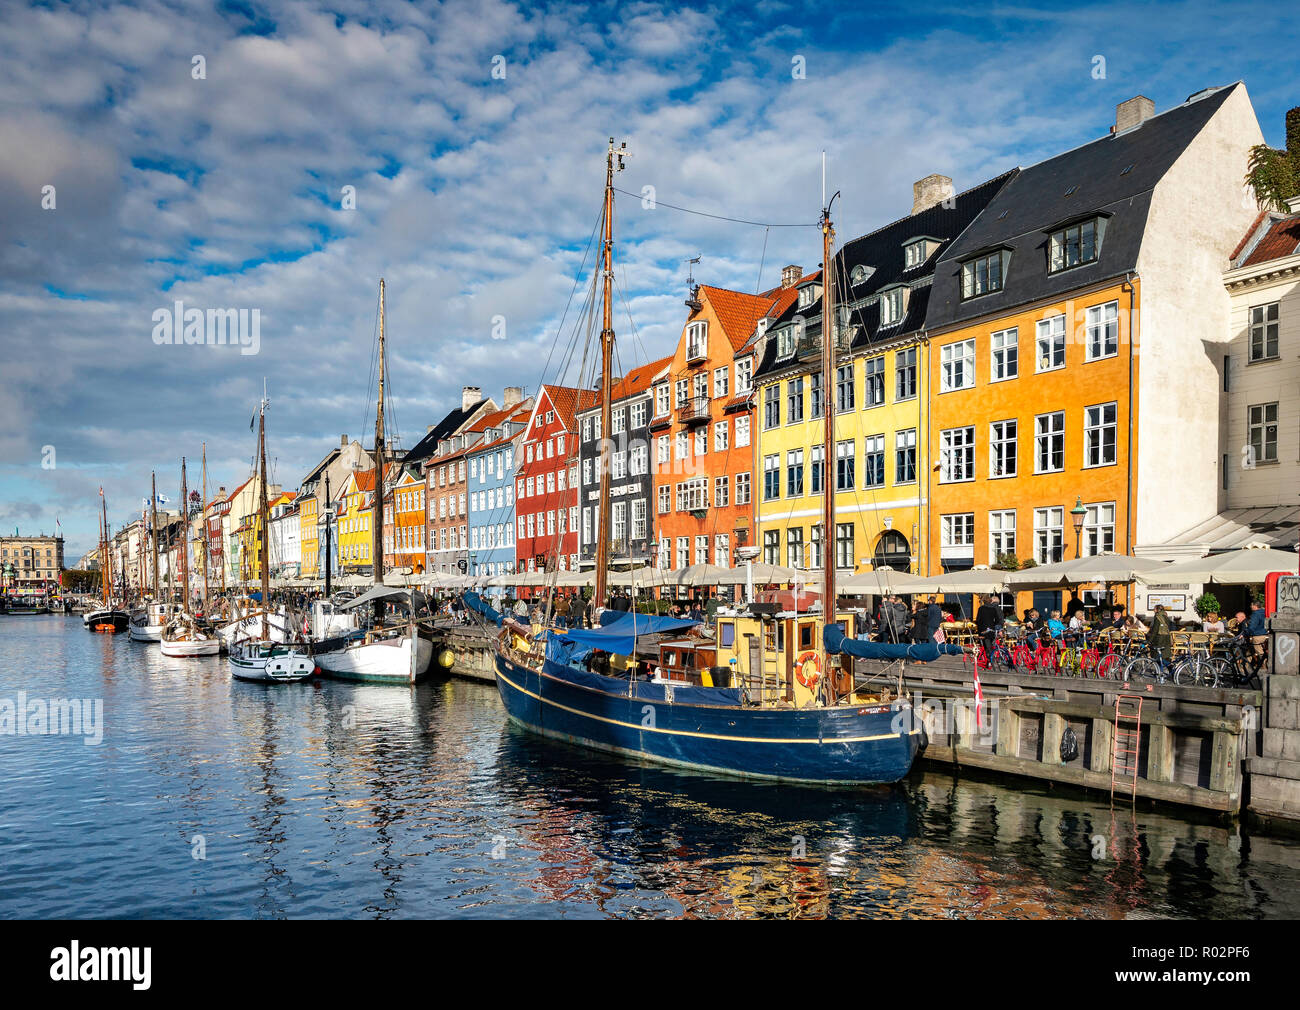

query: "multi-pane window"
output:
714 475 729 508
1084 402 1117 467
810 444 825 494
658 485 670 514
1085 301 1119 360
787 377 804 423
735 472 751 506
991 327 1018 381
763 530 779 565
1034 412 1065 473
989 510 1016 559
960 250 1007 299
864 435 885 487
941 339 975 391
629 444 647 475
836 364 855 411
735 415 750 447
677 477 708 511
630 401 648 429
895 430 916 484
693 372 708 401
834 523 855 570
864 356 885 406
713 420 728 452
1036 315 1066 371
675 432 688 460
713 366 729 398
611 450 627 480
1034 507 1064 564
786 527 804 569
763 454 781 500
809 524 824 570
715 534 730 567
896 347 917 400
941 513 975 549
694 428 707 457
686 321 707 359
611 501 627 543
990 419 1017 478
654 384 670 417
940 426 975 482
656 434 669 464
695 535 710 566
735 358 753 395
810 372 823 419
835 440 855 490
764 385 780 429
677 536 690 569
879 287 905 325
1249 402 1279 463
786 449 804 497
1250 302 1280 361
1048 218 1099 273
1083 502 1115 555
611 409 625 435
675 378 689 407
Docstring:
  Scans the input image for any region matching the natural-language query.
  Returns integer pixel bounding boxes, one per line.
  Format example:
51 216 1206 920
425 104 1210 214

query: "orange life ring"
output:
795 650 822 689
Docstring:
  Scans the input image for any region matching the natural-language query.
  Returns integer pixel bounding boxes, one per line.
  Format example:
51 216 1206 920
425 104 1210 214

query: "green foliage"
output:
1245 106 1300 211
60 569 99 592
992 553 1021 571
1193 591 1221 618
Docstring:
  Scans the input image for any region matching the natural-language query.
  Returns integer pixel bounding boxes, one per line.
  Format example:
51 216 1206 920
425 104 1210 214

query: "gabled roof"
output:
402 397 491 465
1240 214 1300 268
699 285 782 352
927 83 1241 329
535 383 598 434
578 355 673 414
469 405 534 454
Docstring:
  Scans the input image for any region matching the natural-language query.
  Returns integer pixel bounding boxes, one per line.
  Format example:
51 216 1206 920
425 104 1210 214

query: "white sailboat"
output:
228 385 315 683
161 452 221 658
314 279 433 685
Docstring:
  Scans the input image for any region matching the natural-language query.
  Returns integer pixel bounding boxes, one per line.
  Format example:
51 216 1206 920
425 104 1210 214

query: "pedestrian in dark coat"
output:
926 597 944 641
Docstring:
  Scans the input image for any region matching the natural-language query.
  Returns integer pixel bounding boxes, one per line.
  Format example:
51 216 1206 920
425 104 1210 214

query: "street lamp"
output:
1070 496 1087 559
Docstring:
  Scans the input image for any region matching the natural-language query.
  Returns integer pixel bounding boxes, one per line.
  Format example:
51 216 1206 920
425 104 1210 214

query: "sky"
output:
1 0 1297 561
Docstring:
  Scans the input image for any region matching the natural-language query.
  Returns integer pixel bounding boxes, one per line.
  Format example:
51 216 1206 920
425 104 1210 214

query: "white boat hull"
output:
160 637 221 658
228 644 315 683
129 623 165 642
315 634 433 684
219 611 294 647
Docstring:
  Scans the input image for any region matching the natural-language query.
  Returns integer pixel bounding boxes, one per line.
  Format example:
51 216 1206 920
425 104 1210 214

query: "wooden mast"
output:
101 494 113 608
150 472 160 599
819 196 838 705
201 443 211 614
372 278 386 625
593 138 626 610
258 385 270 641
179 457 190 611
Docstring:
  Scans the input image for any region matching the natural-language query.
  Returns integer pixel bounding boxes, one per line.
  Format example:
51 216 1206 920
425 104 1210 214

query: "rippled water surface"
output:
2 615 1298 918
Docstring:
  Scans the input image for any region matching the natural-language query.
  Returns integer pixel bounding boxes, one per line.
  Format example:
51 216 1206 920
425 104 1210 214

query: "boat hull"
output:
228 647 315 683
85 610 130 634
494 652 921 785
315 634 433 684
128 623 165 642
219 612 294 648
160 637 221 657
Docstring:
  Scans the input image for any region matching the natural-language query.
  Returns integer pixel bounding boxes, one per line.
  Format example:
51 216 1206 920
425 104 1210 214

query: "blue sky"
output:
1 0 1297 560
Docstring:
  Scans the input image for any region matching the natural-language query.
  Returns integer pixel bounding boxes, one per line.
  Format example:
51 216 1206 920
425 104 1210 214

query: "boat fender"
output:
1060 725 1079 763
438 648 455 669
795 650 822 689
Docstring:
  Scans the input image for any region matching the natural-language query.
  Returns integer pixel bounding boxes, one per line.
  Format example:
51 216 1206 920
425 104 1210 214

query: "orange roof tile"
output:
541 383 599 431
1231 210 1271 260
698 285 782 351
1241 215 1300 267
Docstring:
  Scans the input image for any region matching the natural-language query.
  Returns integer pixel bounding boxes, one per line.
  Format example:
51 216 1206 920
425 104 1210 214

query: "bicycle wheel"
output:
1172 659 1201 686
1097 654 1121 680
1201 657 1229 689
1126 656 1160 682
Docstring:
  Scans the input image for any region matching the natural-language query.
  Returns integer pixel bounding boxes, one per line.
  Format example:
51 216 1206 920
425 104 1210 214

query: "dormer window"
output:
959 249 1010 300
777 328 796 359
850 264 875 286
1048 216 1105 273
879 286 907 326
797 284 816 310
904 241 926 268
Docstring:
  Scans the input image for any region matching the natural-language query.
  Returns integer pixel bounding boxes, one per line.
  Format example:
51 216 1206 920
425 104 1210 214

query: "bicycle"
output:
1124 645 1177 684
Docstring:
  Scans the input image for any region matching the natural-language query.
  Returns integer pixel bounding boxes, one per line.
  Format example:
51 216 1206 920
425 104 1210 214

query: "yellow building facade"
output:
336 469 375 572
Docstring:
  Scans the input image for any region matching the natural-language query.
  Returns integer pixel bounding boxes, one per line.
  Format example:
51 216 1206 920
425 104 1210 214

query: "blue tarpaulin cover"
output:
557 610 699 655
463 591 503 626
824 622 965 662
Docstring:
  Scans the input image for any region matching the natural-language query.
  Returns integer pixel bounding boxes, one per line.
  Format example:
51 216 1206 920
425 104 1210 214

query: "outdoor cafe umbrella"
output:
900 567 1010 594
839 566 926 594
1134 545 1299 585
715 563 809 586
1006 552 1173 590
669 563 732 587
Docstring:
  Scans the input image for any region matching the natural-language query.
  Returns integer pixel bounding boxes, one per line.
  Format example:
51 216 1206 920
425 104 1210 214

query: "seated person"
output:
1201 611 1225 634
1046 610 1066 640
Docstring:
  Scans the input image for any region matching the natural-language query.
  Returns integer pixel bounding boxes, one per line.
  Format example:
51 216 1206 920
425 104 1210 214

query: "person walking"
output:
976 595 1002 665
926 596 944 642
1150 604 1173 660
553 591 570 629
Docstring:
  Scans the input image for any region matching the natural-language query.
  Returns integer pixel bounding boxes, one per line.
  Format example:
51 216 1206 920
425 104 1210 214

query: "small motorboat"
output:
228 639 315 682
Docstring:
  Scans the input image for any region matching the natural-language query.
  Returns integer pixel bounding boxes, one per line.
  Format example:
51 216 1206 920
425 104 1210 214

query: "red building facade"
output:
514 384 595 575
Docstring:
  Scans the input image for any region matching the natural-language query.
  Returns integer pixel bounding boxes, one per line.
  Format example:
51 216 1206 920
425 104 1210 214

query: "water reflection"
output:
0 616 1297 919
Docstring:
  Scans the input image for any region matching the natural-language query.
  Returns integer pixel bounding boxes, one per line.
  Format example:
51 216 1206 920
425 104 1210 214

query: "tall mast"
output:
201 443 211 613
102 494 113 608
258 384 270 641
179 457 191 611
150 472 159 598
324 471 333 599
372 279 386 625
99 494 108 605
820 195 838 705
594 138 626 609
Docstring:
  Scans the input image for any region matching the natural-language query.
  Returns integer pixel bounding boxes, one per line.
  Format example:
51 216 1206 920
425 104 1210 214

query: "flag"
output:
972 668 984 730
156 494 170 505
99 486 103 497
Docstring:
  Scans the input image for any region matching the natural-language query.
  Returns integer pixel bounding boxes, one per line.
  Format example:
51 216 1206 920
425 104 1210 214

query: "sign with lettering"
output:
1278 575 1300 616
1147 593 1186 611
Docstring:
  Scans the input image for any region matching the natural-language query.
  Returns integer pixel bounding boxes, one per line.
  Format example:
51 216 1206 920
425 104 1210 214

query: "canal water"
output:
2 615 1298 919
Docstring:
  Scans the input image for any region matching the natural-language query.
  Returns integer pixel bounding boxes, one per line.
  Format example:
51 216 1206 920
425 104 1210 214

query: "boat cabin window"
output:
718 622 734 649
799 621 814 651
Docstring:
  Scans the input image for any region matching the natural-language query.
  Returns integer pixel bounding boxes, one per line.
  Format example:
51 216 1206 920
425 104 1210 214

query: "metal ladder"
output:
1111 694 1144 802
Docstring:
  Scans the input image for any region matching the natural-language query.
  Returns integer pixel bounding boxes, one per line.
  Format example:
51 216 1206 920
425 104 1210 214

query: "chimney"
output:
503 386 523 409
911 174 954 215
340 434 348 447
462 385 481 412
1286 195 1300 214
1113 95 1155 133
781 264 803 288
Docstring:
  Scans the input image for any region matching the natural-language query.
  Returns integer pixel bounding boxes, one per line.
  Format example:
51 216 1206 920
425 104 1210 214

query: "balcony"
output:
677 395 711 426
685 341 707 364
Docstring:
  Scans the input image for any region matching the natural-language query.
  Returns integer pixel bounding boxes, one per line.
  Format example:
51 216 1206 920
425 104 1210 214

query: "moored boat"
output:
228 639 315 681
129 601 183 641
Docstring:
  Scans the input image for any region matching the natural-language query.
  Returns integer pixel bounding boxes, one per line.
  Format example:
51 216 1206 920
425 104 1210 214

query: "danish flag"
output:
972 668 984 730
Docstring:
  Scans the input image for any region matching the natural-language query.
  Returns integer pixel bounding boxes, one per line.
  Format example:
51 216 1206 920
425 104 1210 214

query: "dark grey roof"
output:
402 399 489 465
753 169 1016 378
926 84 1240 330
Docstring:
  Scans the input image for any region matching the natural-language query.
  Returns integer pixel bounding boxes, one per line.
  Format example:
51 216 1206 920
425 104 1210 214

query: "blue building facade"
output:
466 401 532 587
